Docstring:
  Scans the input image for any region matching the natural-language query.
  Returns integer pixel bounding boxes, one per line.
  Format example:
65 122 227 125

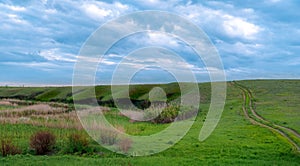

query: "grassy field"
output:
238 80 300 133
0 80 299 165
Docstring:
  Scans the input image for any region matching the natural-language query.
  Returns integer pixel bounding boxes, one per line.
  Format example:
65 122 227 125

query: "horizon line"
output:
1 78 300 87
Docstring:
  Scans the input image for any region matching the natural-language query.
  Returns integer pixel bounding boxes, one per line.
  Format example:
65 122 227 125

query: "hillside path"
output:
232 82 300 152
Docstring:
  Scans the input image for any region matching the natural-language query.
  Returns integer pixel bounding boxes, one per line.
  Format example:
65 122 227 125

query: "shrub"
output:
143 105 164 121
1 139 22 156
118 138 132 153
30 131 56 155
153 105 179 124
99 127 118 145
67 133 89 154
176 106 198 121
144 104 197 123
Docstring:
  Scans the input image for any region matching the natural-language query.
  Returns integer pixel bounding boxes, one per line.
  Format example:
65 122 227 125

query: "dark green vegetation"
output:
0 80 299 165
0 83 210 108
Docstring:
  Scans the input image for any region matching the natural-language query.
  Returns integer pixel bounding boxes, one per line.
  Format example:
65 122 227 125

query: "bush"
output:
30 131 56 155
118 138 132 153
153 105 179 124
144 104 198 123
99 127 118 145
176 106 198 121
1 139 22 156
67 133 89 154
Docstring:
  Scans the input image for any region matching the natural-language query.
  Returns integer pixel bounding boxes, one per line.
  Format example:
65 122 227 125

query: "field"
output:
0 80 299 165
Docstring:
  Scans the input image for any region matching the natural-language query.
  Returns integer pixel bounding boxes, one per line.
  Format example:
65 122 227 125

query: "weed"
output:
1 139 22 156
66 133 89 154
118 138 132 153
30 131 56 155
99 127 118 145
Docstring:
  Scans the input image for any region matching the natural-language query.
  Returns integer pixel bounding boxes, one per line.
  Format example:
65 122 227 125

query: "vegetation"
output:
1 139 22 156
0 80 299 165
29 131 56 155
66 133 89 154
117 137 132 153
238 80 300 133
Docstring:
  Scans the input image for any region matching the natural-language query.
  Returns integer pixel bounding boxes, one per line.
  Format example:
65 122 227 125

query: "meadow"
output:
0 80 299 165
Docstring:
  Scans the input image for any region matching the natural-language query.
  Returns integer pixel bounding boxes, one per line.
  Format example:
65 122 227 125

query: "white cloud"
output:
175 3 262 40
6 14 29 25
114 2 129 10
222 15 261 40
80 1 132 21
101 59 117 65
39 48 76 62
134 0 181 9
0 4 26 11
1 61 61 69
267 0 281 3
218 41 263 57
81 4 113 21
45 8 57 14
115 48 200 73
226 67 252 74
107 53 123 58
147 32 180 47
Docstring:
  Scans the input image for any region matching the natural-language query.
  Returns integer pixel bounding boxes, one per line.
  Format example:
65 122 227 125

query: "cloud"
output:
80 1 132 21
147 32 181 47
267 0 282 3
0 0 134 84
174 3 263 40
101 59 118 65
39 48 77 62
0 3 26 11
222 15 261 39
217 41 263 57
128 0 182 9
81 4 112 21
2 61 60 69
1 0 300 85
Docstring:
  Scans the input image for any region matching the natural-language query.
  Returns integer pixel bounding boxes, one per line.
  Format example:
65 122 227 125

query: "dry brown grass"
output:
118 137 132 153
0 100 15 106
0 100 86 130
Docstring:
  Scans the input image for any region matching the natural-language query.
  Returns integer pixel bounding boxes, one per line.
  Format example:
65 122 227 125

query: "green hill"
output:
0 80 299 165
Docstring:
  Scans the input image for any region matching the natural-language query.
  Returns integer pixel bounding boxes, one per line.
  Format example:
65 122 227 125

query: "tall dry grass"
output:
0 99 86 130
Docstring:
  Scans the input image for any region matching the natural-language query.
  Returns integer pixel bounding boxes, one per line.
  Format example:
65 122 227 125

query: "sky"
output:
0 0 300 86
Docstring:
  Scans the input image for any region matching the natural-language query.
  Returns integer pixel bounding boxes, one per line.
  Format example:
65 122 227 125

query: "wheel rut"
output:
233 81 300 152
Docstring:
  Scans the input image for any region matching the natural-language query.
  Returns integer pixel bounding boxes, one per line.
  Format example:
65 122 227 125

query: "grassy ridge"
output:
0 83 212 107
0 87 73 103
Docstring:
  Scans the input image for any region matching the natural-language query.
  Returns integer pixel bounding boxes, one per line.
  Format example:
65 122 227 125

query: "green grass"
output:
1 154 299 166
0 80 299 165
239 80 300 133
0 82 211 105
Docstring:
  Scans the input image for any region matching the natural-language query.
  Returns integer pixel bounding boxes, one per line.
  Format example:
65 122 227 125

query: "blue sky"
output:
0 0 300 86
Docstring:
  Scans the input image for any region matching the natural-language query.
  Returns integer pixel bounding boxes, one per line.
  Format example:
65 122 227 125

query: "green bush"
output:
144 104 197 124
155 105 179 123
66 133 89 154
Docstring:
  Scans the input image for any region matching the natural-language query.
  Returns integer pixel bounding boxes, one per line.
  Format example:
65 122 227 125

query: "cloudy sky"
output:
0 0 299 85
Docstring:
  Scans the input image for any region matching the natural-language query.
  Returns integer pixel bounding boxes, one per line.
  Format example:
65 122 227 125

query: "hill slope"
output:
0 80 299 165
